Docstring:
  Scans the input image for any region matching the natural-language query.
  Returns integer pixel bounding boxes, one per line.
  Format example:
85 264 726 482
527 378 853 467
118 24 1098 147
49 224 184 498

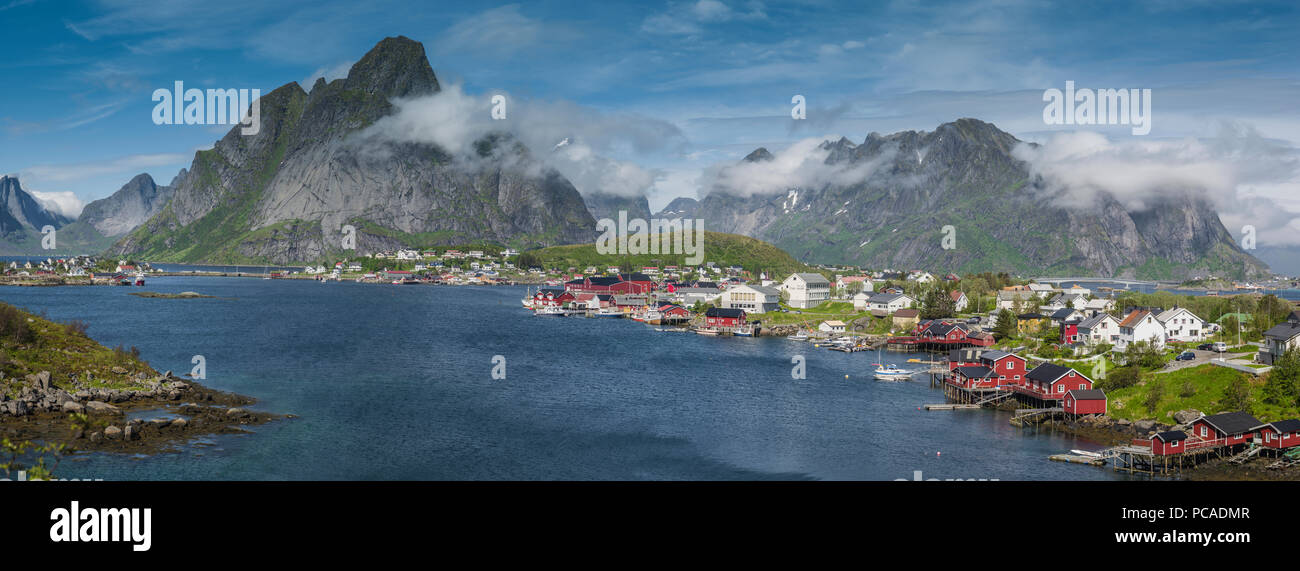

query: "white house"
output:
819 320 847 334
996 290 1037 311
867 293 915 313
781 273 831 309
1027 283 1057 298
1047 293 1088 311
1156 307 1207 342
1117 309 1166 351
1077 314 1120 346
835 275 874 294
722 284 781 314
852 291 873 311
1083 298 1115 317
906 271 935 284
950 291 969 312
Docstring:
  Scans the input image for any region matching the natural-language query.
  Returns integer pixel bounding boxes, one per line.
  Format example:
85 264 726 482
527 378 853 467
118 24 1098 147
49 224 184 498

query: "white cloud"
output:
436 4 544 56
1013 124 1300 245
701 136 894 197
354 83 685 198
27 189 85 218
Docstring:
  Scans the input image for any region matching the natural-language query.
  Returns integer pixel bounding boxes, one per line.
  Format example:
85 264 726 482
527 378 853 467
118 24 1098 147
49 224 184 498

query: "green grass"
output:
1104 364 1298 423
0 302 160 395
531 231 816 278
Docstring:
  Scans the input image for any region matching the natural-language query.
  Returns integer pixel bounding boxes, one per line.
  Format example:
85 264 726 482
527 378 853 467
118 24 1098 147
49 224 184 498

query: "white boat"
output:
643 309 664 325
787 332 809 341
535 305 567 317
872 363 912 381
1070 449 1102 458
594 306 623 318
734 325 754 337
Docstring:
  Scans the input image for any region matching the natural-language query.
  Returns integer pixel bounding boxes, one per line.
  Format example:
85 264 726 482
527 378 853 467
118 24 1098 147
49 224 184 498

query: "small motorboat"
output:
1070 449 1103 458
872 363 913 381
594 306 623 318
535 305 567 317
787 332 809 341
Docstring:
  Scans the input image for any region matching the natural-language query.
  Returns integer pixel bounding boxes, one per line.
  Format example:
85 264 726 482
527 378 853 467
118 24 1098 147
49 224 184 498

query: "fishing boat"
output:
787 332 809 341
133 272 146 286
872 363 912 381
643 309 663 325
693 327 720 336
535 305 567 317
734 324 754 337
594 306 623 318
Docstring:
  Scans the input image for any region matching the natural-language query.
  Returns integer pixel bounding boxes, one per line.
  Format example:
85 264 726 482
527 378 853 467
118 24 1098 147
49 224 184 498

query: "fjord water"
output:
1 278 1125 480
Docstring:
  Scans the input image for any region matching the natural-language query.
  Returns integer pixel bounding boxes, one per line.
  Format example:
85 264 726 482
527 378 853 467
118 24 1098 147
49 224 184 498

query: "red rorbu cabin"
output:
1189 411 1263 447
1019 363 1093 400
1256 419 1300 450
1150 430 1188 455
1063 389 1107 415
704 307 746 329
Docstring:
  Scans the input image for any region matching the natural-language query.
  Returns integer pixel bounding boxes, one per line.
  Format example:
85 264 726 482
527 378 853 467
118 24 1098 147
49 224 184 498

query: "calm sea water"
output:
0 277 1128 481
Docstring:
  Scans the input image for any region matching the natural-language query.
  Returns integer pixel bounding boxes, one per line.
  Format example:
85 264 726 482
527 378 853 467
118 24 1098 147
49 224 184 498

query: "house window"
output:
1057 385 1064 393
1172 441 1180 447
1200 426 1208 438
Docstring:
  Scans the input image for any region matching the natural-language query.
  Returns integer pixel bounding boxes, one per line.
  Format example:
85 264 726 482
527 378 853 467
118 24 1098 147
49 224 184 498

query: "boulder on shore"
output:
1174 409 1202 424
103 426 122 440
84 401 122 415
62 401 85 414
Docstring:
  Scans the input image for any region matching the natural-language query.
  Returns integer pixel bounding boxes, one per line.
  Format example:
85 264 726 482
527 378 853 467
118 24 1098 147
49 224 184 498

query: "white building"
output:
950 291 969 312
1156 307 1207 342
866 293 915 313
819 320 847 334
1077 313 1121 346
781 273 831 309
1117 309 1167 351
721 284 781 314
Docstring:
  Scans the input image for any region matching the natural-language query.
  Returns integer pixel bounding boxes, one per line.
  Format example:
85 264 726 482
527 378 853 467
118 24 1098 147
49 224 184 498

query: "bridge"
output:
1031 277 1175 287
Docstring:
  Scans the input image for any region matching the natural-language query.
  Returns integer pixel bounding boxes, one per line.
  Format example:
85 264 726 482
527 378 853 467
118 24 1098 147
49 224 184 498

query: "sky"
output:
2 0 1298 269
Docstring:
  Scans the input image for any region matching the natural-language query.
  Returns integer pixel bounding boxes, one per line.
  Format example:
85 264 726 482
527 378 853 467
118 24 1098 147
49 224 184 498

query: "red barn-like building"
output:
1189 411 1263 447
704 307 747 329
1150 430 1189 456
1257 419 1300 449
1019 363 1093 400
1064 389 1107 415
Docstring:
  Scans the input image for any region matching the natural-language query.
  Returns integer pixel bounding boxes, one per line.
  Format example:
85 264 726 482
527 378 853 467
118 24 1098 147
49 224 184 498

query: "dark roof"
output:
619 273 653 282
1018 312 1047 319
1050 308 1079 319
705 307 746 318
980 349 1012 362
954 366 994 378
1154 430 1188 442
694 281 718 288
1268 419 1300 433
587 276 622 286
1197 411 1264 436
1066 389 1106 400
925 322 968 336
1264 321 1300 342
1025 363 1075 384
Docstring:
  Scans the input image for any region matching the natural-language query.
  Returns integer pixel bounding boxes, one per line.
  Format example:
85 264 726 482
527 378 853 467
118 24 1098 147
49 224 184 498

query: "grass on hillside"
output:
0 302 159 395
532 231 817 278
1103 364 1298 423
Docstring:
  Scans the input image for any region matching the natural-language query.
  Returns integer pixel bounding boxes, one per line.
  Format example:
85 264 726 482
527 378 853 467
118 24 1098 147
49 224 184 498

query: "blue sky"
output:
2 0 1299 266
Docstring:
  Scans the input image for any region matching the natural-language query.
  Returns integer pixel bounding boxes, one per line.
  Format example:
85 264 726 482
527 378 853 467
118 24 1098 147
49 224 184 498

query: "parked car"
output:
1197 342 1214 351
1176 351 1196 361
1212 341 1228 353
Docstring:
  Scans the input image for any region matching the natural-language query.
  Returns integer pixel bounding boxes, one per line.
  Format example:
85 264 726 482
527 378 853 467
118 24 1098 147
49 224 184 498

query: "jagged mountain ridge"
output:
110 36 596 264
0 175 73 254
696 118 1268 280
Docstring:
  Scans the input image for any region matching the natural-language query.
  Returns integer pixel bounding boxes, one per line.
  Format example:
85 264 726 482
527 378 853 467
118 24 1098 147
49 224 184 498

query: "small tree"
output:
1264 347 1300 405
1144 380 1165 413
1222 375 1253 413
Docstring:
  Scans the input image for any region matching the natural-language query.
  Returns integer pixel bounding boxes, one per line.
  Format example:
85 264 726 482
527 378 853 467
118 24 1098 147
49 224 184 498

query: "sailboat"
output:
870 346 912 381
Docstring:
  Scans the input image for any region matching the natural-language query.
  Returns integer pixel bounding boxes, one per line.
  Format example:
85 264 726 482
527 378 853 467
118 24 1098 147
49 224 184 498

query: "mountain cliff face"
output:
654 196 699 219
111 36 596 264
583 192 651 222
0 175 72 253
696 118 1268 280
75 173 173 237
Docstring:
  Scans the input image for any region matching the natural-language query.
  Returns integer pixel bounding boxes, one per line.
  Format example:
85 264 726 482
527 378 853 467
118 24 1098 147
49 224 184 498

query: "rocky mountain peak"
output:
343 35 440 99
743 147 774 162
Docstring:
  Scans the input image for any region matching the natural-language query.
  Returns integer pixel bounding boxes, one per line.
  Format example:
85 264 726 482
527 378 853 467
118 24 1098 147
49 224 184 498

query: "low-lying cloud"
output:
1013 123 1300 245
355 83 685 198
701 137 895 197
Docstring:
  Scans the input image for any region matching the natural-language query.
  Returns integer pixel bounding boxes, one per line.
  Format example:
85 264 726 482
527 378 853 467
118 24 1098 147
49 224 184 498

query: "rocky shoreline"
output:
0 369 280 456
1038 409 1300 480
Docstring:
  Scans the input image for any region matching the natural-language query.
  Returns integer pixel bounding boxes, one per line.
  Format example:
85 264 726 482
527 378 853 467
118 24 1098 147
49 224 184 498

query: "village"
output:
521 264 1300 477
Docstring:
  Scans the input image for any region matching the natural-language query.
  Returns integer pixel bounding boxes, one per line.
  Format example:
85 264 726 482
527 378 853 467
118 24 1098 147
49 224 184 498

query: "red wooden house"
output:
617 273 656 293
1257 419 1300 450
979 350 1027 386
1189 411 1263 447
704 307 747 329
950 365 998 389
532 289 575 307
1059 321 1080 345
1064 389 1107 415
657 303 691 318
1019 363 1092 400
1150 430 1189 455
